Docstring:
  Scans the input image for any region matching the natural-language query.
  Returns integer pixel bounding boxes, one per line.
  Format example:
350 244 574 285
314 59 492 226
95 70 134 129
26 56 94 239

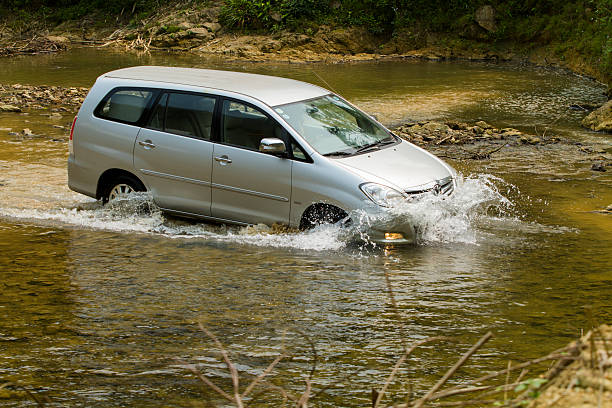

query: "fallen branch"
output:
178 324 294 407
374 336 448 407
412 331 493 408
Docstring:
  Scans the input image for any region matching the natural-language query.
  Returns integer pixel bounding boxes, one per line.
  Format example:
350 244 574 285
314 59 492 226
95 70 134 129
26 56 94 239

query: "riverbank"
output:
1 1 610 88
528 325 612 408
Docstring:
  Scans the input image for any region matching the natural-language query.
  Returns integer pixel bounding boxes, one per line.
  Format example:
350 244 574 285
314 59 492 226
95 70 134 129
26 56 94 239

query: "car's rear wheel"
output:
103 175 145 203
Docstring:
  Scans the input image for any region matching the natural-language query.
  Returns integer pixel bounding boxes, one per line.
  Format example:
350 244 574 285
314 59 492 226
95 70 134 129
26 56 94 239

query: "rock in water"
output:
0 104 21 112
582 100 612 132
591 162 607 172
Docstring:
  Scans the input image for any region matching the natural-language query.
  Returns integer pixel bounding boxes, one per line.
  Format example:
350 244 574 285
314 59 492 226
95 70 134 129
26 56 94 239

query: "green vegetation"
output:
0 0 173 30
1 0 610 81
218 0 610 79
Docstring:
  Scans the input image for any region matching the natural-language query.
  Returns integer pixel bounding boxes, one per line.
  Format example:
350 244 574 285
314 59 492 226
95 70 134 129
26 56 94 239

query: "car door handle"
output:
138 139 156 149
214 155 232 165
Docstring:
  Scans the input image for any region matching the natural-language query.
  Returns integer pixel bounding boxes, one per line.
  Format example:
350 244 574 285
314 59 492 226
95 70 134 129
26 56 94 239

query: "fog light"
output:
384 232 404 240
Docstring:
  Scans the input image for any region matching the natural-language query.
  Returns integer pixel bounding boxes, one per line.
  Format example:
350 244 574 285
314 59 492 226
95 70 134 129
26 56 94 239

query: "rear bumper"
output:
68 155 97 199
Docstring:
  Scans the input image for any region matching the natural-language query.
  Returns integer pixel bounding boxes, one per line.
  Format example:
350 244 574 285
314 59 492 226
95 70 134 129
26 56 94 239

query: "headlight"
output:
360 183 406 207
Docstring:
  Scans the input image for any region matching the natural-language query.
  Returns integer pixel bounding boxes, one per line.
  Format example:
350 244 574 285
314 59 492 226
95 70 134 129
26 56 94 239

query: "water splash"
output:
347 174 516 246
0 174 521 250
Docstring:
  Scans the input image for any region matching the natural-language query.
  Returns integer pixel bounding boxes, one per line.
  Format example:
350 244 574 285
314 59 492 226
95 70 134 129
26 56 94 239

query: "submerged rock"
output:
0 104 21 112
474 120 493 129
582 100 612 132
591 161 608 172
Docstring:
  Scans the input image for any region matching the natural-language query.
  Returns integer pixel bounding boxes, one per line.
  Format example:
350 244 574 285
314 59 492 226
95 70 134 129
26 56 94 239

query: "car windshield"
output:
275 95 393 156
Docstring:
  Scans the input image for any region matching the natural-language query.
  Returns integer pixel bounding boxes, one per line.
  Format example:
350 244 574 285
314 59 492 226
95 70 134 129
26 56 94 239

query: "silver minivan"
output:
68 66 456 244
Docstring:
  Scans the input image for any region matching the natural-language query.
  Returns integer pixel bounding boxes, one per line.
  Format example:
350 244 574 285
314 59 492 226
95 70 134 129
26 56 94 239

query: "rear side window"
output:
147 92 216 140
95 88 154 124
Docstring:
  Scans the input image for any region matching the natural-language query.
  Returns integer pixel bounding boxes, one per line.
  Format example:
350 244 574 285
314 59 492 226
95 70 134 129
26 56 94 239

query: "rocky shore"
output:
390 119 611 172
0 1 609 84
0 83 87 112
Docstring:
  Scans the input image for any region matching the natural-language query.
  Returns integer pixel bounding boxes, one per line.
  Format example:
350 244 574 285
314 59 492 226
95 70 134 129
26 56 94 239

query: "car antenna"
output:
311 69 340 95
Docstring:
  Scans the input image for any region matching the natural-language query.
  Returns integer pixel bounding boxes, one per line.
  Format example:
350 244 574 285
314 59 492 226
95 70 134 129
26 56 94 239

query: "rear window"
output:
95 88 154 124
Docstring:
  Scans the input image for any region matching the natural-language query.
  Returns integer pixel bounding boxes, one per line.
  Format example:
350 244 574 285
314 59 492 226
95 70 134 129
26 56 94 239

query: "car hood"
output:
334 140 453 191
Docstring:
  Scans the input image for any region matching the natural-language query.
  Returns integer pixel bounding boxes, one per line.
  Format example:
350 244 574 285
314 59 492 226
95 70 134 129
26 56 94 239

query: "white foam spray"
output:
0 173 523 250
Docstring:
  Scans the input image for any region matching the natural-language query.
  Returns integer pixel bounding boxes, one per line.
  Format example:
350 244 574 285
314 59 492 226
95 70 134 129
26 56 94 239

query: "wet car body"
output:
68 66 456 244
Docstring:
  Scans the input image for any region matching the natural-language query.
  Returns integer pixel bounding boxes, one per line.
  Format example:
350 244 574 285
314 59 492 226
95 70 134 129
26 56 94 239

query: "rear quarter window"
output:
95 88 155 124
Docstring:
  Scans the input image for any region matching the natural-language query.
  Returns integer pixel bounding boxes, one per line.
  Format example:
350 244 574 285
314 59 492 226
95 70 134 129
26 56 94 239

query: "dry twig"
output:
178 324 293 407
413 331 493 408
374 336 447 407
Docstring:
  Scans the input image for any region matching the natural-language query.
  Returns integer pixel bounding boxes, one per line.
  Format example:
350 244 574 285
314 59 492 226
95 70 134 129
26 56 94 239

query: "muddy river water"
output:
0 48 611 406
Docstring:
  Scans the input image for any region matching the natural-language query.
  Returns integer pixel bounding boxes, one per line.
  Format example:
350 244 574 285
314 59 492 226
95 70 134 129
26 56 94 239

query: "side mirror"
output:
259 138 286 155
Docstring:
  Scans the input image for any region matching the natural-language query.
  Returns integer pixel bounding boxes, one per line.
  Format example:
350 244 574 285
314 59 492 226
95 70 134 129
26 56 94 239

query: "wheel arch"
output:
96 168 146 200
299 203 349 230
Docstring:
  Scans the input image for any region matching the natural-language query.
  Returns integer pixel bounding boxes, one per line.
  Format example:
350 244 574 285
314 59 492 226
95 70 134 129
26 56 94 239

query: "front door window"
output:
221 100 283 150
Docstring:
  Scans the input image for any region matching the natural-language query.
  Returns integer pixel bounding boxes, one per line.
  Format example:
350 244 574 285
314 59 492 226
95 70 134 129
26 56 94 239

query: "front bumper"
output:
351 206 418 245
368 225 417 245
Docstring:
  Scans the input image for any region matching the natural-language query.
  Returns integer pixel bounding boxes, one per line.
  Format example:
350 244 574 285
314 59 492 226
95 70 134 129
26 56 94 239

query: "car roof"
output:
103 66 330 106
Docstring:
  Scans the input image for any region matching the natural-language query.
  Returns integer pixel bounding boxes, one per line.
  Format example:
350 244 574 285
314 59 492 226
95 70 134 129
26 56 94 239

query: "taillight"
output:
70 116 77 141
69 116 77 155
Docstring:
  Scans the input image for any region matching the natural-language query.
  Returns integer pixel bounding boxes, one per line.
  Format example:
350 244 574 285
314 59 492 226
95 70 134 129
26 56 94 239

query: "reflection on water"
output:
0 48 611 406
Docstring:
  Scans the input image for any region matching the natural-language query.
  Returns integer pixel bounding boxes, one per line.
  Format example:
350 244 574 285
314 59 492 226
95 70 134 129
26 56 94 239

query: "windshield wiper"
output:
354 137 396 154
323 150 354 157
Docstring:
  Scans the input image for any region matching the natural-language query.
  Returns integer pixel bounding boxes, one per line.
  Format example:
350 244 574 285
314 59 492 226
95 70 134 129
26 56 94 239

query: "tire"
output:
299 204 348 230
103 175 145 204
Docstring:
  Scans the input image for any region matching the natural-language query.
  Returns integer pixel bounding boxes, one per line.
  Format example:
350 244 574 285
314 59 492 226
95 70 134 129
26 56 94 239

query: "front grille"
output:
438 177 454 195
405 176 454 198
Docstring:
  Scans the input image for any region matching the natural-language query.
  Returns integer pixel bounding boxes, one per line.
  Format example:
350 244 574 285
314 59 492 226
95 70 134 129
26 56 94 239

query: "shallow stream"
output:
0 48 611 406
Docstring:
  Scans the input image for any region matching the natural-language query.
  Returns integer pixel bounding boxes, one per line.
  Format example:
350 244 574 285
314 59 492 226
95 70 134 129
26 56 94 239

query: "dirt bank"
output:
529 325 612 408
1 1 610 88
